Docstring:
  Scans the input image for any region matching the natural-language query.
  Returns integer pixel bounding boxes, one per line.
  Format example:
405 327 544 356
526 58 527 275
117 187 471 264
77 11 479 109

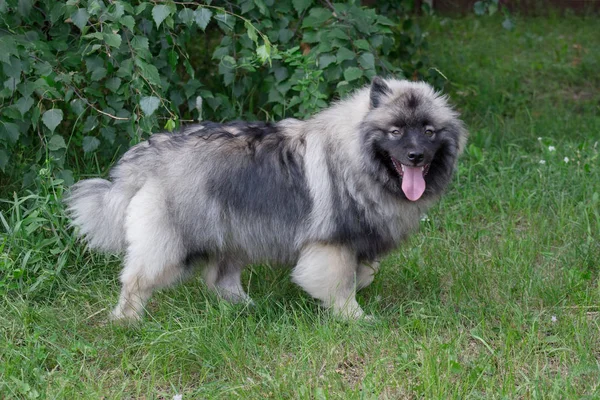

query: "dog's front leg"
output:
291 243 366 319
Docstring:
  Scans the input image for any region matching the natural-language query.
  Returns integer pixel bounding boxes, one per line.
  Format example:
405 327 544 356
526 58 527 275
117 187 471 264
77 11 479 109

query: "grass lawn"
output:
1 14 599 399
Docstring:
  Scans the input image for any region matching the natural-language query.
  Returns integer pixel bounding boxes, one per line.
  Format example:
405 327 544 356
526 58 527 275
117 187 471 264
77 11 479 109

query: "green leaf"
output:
56 169 74 186
178 8 194 26
219 56 236 72
214 12 235 30
267 87 283 103
90 67 107 81
343 67 363 82
82 136 100 153
103 33 122 48
83 116 98 132
358 53 375 70
101 126 116 144
254 0 268 15
3 57 22 79
42 109 63 133
4 77 17 92
15 96 34 116
0 36 18 64
274 67 288 82
318 54 336 69
70 99 86 116
50 3 66 24
131 36 149 52
256 44 271 64
106 2 125 19
135 2 148 15
292 0 311 14
117 58 134 78
0 122 19 143
83 32 103 41
301 7 331 28
88 0 103 16
0 149 8 172
152 5 171 28
120 15 136 30
71 8 90 31
134 59 161 86
47 134 67 151
326 28 349 41
33 61 52 77
18 0 32 17
377 15 395 26
279 28 294 43
336 47 355 63
168 50 178 70
245 21 258 44
164 118 176 132
354 39 370 51
194 8 212 31
140 96 160 116
105 77 121 92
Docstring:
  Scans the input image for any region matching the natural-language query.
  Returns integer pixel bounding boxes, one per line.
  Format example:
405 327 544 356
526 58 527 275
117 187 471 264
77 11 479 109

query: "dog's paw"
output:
109 306 143 324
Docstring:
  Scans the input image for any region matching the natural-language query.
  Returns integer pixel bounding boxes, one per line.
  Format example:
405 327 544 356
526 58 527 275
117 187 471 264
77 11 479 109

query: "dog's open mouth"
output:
391 157 430 201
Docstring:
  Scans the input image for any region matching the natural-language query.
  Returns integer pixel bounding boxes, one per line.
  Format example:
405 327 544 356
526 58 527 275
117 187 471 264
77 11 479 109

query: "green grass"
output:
2 15 600 399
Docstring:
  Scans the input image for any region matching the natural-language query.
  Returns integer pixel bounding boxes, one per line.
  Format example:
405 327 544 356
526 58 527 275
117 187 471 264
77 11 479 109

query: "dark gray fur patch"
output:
422 124 463 195
206 122 312 233
370 77 393 109
325 158 396 261
183 251 209 268
405 92 421 109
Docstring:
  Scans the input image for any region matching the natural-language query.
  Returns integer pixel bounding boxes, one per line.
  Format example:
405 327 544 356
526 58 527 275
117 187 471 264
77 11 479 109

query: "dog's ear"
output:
370 77 392 109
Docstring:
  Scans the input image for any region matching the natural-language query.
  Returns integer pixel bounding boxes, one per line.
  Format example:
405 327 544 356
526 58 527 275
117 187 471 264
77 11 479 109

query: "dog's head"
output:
361 77 467 201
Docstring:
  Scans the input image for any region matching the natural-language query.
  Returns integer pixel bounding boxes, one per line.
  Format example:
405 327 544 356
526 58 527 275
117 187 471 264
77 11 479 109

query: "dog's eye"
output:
390 128 402 136
424 129 435 136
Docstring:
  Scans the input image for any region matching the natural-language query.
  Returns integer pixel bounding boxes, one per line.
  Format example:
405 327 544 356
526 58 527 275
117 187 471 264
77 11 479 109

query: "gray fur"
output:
65 77 467 320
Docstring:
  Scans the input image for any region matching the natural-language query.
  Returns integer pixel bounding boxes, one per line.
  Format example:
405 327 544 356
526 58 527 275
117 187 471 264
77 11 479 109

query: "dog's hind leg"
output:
292 243 366 319
201 258 252 304
111 182 187 322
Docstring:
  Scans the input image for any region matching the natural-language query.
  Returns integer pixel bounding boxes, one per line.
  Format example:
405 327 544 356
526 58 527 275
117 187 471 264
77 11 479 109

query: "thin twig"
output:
28 54 130 121
70 86 130 120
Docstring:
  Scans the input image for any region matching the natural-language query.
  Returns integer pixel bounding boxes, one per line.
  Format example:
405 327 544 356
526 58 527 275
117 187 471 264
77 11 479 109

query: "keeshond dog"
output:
66 77 467 321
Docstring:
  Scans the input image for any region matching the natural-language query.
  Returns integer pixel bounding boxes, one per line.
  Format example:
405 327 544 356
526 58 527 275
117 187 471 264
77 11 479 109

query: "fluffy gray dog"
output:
66 77 467 321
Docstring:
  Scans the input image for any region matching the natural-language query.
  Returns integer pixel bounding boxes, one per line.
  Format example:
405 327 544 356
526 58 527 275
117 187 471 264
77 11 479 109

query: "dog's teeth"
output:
421 166 424 171
401 164 405 172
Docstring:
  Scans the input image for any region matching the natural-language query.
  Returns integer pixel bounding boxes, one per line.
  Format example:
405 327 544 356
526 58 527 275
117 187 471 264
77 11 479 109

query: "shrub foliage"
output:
0 0 431 184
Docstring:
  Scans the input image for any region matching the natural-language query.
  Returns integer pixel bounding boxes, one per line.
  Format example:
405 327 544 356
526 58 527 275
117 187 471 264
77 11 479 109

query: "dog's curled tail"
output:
65 178 133 253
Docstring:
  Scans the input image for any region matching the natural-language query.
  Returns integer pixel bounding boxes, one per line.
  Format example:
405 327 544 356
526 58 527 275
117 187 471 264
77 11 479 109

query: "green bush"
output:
0 0 432 296
0 0 430 185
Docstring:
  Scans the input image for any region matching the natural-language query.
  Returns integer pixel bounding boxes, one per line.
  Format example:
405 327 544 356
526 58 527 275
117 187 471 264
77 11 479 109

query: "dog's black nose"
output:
407 151 424 163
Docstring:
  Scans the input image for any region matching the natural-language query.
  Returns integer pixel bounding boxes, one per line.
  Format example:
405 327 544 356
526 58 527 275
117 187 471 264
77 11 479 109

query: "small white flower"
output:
551 315 557 323
538 137 542 141
539 160 546 164
548 146 556 152
420 214 430 222
173 395 183 400
564 157 569 163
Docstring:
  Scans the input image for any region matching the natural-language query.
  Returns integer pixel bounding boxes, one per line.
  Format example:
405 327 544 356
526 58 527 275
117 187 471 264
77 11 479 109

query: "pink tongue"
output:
402 166 426 201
